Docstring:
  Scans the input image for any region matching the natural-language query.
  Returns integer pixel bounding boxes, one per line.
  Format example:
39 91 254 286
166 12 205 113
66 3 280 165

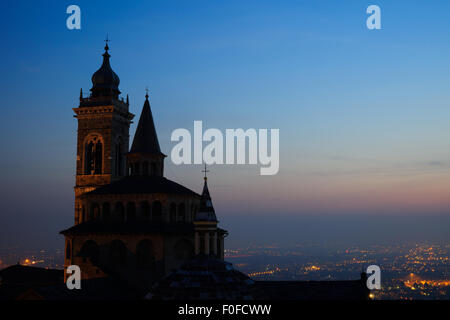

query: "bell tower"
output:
73 43 134 224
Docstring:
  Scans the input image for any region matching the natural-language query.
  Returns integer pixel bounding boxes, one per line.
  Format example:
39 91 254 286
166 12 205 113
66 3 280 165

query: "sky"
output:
1 1 450 250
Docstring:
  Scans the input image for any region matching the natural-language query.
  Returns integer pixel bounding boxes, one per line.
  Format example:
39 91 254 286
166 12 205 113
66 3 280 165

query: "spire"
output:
201 164 211 199
195 165 217 222
129 93 163 155
90 40 120 98
201 177 212 202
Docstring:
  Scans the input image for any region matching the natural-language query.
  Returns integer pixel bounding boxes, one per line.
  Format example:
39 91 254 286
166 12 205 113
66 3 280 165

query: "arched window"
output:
140 201 150 220
152 201 162 222
175 239 193 260
90 203 100 220
102 202 111 221
136 239 155 269
190 204 195 221
127 202 136 221
209 233 215 256
109 240 127 266
95 141 102 173
114 202 125 221
143 161 149 175
178 203 186 222
66 241 71 260
199 233 205 255
133 163 140 175
151 163 157 175
84 135 103 175
217 238 222 257
85 141 94 174
170 203 177 222
193 205 198 221
80 240 99 264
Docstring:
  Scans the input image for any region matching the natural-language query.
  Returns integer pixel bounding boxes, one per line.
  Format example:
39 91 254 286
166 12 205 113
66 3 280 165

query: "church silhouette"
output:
0 43 370 300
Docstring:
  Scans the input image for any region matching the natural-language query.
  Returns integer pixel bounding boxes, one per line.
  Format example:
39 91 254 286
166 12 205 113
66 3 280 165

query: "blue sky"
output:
1 1 450 249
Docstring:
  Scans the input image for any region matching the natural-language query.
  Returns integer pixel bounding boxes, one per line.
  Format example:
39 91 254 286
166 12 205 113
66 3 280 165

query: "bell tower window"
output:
84 135 103 175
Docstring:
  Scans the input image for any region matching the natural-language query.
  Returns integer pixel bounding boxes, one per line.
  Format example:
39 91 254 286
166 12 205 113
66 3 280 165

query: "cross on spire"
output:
202 164 210 180
145 86 149 99
104 33 110 51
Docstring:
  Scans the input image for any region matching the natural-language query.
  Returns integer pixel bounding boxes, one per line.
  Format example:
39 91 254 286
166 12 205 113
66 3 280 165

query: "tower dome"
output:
90 43 121 98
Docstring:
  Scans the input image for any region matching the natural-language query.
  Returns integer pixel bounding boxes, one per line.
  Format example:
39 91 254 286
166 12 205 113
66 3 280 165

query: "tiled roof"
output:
151 257 255 300
85 175 200 196
254 278 370 300
0 265 138 300
0 265 63 300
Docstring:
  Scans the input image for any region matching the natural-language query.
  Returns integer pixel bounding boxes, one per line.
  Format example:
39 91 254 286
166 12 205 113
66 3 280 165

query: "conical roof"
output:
130 94 163 155
195 177 217 222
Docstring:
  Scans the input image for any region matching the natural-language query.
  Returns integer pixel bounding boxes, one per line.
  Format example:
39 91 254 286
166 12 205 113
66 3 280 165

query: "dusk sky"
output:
1 1 450 250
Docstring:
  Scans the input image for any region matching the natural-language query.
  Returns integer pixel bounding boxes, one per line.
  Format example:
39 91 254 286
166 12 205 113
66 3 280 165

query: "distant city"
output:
1 241 448 300
226 242 450 300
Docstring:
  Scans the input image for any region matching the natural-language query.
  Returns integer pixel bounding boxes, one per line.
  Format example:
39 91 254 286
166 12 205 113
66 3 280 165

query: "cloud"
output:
300 155 450 178
423 161 445 167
